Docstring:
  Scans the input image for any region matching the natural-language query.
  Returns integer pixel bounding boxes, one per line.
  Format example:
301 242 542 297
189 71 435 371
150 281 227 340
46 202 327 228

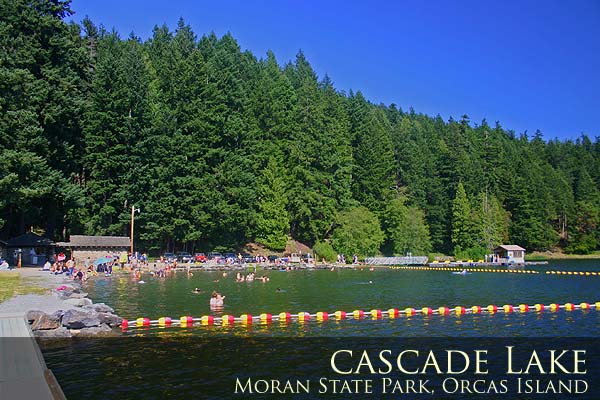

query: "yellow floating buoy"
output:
334 310 347 320
278 312 291 322
259 313 272 323
298 312 310 323
240 314 253 324
316 311 329 321
518 304 529 313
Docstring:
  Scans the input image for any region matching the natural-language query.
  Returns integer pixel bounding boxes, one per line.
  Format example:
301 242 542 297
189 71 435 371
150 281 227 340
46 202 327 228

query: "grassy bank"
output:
0 272 49 303
527 251 600 261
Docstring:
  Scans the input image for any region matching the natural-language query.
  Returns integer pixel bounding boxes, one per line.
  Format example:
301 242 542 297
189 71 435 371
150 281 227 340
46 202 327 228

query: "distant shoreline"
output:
527 251 600 261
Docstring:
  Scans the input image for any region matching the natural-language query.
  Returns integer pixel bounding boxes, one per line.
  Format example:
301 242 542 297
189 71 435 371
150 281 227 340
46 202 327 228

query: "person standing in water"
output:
210 291 225 310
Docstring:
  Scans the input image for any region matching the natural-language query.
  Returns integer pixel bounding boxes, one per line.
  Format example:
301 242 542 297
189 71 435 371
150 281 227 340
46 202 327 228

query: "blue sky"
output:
68 0 600 141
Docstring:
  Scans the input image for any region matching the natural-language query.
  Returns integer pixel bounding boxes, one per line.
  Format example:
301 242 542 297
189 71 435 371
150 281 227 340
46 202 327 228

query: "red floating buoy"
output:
334 311 347 320
259 313 272 323
316 311 329 321
278 312 291 322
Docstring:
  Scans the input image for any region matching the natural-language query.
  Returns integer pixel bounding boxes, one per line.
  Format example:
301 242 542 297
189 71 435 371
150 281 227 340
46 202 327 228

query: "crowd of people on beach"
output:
40 253 94 281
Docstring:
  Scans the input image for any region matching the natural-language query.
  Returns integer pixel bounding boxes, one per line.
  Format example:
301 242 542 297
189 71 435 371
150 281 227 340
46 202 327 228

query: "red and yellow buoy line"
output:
121 301 598 330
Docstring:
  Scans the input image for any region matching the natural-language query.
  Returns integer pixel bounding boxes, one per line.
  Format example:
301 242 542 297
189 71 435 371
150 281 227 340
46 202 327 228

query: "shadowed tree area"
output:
1 0 599 257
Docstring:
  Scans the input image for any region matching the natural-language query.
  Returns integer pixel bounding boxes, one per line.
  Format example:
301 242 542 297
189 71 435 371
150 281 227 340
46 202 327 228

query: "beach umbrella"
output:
94 256 113 265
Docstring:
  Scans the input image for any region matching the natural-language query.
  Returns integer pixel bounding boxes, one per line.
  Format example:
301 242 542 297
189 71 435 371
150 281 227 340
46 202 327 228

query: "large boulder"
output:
62 309 93 329
68 292 88 299
79 317 101 328
63 298 92 307
50 310 64 321
34 327 72 338
96 312 122 327
26 310 45 324
31 313 61 330
59 288 74 298
84 303 114 313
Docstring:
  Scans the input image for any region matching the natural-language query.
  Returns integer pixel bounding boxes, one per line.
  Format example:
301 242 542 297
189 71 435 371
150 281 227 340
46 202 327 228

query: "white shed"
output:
493 245 525 264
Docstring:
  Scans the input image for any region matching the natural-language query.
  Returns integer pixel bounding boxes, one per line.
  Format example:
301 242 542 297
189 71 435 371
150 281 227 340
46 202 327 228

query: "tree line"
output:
1 0 599 258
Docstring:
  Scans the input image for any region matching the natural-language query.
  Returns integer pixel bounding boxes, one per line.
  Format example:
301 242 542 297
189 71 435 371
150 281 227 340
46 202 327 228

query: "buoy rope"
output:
389 266 539 273
121 301 599 329
545 271 600 276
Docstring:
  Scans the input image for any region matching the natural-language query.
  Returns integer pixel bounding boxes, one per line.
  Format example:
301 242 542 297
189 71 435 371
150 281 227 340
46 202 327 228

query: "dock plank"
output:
0 315 65 399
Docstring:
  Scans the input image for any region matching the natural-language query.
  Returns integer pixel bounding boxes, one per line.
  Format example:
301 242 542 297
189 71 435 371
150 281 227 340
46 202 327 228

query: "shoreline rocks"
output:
26 282 122 338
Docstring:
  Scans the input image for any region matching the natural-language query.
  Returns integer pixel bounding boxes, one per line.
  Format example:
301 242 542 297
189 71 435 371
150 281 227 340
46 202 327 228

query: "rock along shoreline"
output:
0 269 122 337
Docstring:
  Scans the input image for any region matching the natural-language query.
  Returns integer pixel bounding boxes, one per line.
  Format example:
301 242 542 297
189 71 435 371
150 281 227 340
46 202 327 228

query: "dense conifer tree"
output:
2 0 600 256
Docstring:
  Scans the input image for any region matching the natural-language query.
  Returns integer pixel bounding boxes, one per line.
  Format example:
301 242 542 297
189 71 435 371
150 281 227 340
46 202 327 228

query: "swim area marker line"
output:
545 270 600 276
390 266 539 274
121 301 599 330
391 266 600 276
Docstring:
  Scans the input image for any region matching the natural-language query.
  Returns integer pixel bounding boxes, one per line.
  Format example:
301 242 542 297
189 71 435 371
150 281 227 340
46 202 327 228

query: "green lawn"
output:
0 272 48 303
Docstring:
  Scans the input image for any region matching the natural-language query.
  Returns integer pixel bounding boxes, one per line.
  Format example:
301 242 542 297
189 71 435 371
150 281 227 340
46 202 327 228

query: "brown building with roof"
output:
493 245 525 264
5 232 55 267
57 235 130 263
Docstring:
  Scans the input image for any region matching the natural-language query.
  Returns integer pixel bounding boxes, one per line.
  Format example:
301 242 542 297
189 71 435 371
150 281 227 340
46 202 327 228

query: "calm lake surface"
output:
80 259 600 337
41 260 600 399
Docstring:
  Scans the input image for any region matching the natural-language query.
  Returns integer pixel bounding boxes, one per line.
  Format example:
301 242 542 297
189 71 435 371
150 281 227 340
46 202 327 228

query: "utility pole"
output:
130 205 140 255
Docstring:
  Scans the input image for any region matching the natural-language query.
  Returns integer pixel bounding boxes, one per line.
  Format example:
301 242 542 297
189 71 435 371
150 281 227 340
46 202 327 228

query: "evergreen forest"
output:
2 0 600 258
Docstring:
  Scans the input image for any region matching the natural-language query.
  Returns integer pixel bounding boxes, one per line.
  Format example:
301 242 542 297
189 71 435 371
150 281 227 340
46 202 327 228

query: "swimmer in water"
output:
192 288 202 294
276 287 286 293
210 291 225 309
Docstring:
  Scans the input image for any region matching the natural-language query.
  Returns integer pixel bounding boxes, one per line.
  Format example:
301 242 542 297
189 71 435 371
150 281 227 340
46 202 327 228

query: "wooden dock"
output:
0 313 65 399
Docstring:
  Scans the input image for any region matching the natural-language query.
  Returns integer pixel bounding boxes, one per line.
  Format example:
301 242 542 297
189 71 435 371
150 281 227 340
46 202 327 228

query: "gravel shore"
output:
0 269 85 315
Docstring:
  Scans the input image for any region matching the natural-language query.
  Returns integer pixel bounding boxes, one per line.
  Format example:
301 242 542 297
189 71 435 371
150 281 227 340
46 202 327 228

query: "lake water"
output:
40 260 600 399
80 259 600 337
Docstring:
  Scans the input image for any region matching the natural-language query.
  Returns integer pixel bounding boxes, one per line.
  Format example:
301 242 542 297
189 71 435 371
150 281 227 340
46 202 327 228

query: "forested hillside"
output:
1 0 599 257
